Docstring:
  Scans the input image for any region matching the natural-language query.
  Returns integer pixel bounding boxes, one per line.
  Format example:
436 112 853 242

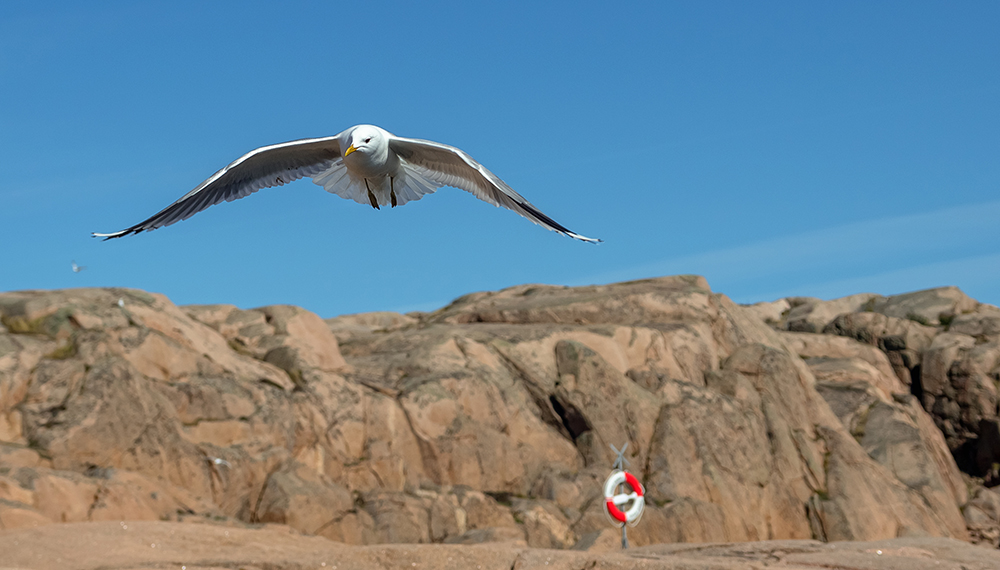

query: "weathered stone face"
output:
0 279 986 549
797 289 1000 487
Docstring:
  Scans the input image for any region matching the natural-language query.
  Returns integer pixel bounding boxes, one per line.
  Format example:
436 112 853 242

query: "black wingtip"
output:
569 233 602 244
93 227 143 241
516 201 600 244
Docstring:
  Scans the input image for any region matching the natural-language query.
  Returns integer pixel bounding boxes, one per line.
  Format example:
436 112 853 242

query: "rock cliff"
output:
2 276 1000 560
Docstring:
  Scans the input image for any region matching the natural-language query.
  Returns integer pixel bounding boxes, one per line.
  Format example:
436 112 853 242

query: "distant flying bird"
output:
71 261 86 273
94 124 600 243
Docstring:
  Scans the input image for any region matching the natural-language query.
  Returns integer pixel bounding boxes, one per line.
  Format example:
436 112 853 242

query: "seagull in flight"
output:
94 125 600 243
71 261 86 273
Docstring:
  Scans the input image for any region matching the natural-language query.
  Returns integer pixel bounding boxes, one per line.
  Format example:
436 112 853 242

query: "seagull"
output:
94 124 600 242
71 261 86 273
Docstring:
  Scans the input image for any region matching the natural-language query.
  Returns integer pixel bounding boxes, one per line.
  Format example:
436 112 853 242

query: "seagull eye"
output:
364 137 372 143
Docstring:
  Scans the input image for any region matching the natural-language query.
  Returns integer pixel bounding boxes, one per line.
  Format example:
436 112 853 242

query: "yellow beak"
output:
344 145 357 157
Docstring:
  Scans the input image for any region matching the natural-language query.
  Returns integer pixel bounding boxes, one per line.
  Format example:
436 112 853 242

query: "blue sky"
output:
1 1 998 317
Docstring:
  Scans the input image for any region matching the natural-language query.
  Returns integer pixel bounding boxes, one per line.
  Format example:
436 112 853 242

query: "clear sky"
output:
2 1 998 318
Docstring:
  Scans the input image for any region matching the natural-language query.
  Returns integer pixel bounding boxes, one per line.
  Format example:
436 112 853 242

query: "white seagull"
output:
94 124 600 242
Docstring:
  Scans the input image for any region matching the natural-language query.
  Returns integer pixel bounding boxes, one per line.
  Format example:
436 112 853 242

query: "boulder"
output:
0 464 215 528
784 293 883 333
741 297 791 327
253 462 356 541
871 286 979 326
948 306 1000 341
964 486 1000 547
780 331 902 392
510 498 576 548
823 312 937 387
919 333 1000 459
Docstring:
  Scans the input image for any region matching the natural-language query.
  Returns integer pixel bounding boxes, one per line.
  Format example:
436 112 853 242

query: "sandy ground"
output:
1 520 998 570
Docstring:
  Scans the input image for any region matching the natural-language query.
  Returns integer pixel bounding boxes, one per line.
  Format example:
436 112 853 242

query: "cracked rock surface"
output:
1 277 998 561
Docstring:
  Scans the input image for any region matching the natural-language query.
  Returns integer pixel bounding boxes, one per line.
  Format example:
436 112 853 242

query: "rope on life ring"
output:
602 470 645 525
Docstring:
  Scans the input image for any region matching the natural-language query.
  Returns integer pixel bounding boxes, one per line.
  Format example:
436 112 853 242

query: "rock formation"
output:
2 277 1000 560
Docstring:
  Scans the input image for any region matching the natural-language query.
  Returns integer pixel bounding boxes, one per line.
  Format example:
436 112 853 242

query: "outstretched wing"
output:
387 136 601 243
94 136 345 239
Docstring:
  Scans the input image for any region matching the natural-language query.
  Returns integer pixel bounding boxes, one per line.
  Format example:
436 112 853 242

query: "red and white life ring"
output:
603 470 645 525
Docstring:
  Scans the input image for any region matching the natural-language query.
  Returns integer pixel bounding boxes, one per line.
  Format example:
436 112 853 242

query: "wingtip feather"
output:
567 232 602 243
92 229 135 240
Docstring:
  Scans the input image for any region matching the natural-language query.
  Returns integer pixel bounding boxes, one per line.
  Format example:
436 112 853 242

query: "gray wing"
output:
94 136 344 239
387 136 601 243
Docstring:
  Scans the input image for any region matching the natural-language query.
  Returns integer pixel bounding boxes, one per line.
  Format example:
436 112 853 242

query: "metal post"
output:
610 442 630 550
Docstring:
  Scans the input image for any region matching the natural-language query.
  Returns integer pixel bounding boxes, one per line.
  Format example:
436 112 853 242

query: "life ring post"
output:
602 442 646 549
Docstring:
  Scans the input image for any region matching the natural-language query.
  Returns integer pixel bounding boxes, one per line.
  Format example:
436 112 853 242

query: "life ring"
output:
603 470 645 525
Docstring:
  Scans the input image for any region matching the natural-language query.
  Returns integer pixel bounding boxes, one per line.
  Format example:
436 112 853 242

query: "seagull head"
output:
343 125 387 159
